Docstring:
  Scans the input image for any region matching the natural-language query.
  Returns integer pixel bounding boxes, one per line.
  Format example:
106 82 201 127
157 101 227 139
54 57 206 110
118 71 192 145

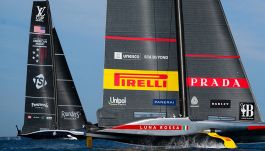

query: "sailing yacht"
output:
17 1 91 139
88 0 265 148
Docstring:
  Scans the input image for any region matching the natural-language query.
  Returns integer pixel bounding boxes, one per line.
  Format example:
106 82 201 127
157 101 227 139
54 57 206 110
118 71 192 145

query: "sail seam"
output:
26 96 55 99
27 64 52 67
30 32 50 36
25 112 55 115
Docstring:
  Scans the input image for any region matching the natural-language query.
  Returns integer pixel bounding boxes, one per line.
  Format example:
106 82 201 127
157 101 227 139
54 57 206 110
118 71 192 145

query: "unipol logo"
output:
33 74 47 89
61 111 80 120
240 103 254 120
108 97 126 106
36 6 46 22
187 77 249 88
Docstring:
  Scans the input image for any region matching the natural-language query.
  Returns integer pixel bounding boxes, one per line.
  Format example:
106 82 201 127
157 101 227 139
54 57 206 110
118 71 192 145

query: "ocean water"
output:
0 137 265 151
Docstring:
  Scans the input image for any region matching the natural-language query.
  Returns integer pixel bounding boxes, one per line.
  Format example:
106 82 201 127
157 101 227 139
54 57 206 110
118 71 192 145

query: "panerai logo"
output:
33 74 47 89
61 111 81 120
240 102 254 120
31 103 48 109
36 6 46 22
108 97 126 106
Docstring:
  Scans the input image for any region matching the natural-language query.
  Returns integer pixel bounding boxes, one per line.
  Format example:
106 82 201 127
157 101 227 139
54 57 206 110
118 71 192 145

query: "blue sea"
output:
0 137 265 151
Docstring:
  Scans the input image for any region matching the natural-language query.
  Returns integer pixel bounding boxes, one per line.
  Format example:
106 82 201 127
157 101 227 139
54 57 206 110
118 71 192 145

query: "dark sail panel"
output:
98 0 180 127
182 0 261 122
53 29 87 130
22 1 56 134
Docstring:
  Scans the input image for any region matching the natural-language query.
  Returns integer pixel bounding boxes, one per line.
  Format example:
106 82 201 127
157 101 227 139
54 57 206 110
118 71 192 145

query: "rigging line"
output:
152 1 161 116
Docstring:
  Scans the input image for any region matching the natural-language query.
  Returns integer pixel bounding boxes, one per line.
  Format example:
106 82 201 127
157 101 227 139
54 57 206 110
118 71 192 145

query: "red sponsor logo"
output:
187 77 249 88
114 73 168 88
112 125 189 131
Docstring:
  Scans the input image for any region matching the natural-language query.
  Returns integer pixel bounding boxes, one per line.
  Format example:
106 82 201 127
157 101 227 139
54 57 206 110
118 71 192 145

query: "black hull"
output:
91 130 265 146
19 130 86 140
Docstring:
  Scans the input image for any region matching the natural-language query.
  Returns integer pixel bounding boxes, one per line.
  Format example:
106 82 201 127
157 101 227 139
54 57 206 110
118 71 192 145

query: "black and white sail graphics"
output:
53 29 87 130
97 0 180 127
22 1 55 134
22 1 88 135
183 0 261 122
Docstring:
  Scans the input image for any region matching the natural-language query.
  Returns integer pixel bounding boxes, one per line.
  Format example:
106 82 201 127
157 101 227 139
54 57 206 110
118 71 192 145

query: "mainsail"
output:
22 1 55 134
22 1 88 135
183 0 261 122
97 0 180 127
97 0 262 128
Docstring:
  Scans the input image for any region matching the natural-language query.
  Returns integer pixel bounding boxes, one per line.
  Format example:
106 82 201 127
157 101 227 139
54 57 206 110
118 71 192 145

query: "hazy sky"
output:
0 0 264 137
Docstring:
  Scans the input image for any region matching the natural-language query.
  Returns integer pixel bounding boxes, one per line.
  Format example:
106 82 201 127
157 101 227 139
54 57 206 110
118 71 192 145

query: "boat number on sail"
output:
104 69 179 91
33 74 47 89
240 102 254 120
61 111 81 120
35 6 46 22
187 77 249 88
108 97 126 106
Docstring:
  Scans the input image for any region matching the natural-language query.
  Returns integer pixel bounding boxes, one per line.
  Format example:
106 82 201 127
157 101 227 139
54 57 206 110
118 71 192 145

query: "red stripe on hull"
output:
105 36 177 43
112 125 187 131
185 54 240 59
248 126 265 131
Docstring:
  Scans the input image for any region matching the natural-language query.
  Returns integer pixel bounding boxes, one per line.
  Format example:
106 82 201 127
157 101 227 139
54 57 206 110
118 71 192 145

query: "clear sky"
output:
0 0 264 137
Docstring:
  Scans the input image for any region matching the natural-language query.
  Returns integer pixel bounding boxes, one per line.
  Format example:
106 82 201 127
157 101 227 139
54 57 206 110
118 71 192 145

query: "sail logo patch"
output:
187 77 249 88
240 102 254 120
35 6 46 22
210 100 231 108
153 99 176 106
114 52 141 60
61 111 81 120
190 96 199 107
104 69 179 91
108 97 126 106
32 37 47 47
31 103 48 109
32 47 48 64
33 26 46 34
33 74 47 89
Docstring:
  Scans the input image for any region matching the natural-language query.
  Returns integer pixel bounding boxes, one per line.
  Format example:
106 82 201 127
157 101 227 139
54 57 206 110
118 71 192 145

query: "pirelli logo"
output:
104 69 179 91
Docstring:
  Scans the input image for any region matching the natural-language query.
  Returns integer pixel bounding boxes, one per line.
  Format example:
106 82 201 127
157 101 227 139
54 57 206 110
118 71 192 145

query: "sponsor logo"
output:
46 116 53 120
187 77 249 88
210 100 231 108
35 6 46 22
33 74 47 89
240 102 254 120
112 125 189 131
32 47 48 64
104 69 179 91
108 97 126 106
153 99 176 106
190 96 199 107
27 115 32 119
34 26 45 34
114 52 141 60
61 111 81 120
33 37 47 47
31 103 48 109
144 55 168 60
